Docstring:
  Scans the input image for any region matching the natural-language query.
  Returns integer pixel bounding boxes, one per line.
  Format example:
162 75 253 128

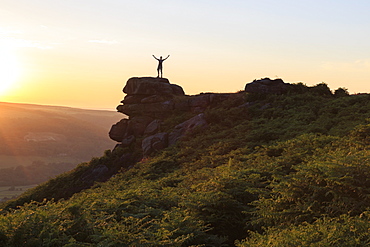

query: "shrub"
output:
236 214 370 247
334 87 349 97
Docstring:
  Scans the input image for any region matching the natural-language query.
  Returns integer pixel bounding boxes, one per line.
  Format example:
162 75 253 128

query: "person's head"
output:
160 56 162 59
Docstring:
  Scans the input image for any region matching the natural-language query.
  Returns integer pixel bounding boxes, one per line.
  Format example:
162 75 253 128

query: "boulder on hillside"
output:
142 132 168 157
168 113 208 146
145 119 162 135
123 77 185 96
109 116 154 142
127 116 154 137
245 78 291 94
109 119 129 142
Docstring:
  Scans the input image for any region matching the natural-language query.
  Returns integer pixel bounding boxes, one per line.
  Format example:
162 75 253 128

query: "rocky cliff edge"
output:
109 77 237 158
109 77 293 159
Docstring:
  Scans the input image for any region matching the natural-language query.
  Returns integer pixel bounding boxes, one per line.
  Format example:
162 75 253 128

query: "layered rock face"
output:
110 77 293 158
109 77 231 157
117 77 185 118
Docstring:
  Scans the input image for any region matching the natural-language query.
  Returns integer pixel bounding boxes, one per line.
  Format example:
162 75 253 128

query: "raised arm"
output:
152 55 159 60
163 55 170 60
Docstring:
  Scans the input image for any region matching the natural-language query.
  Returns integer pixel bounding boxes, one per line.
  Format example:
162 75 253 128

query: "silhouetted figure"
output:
153 55 170 78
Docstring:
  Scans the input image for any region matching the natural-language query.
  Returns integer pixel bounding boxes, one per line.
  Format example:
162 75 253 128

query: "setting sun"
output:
0 45 20 96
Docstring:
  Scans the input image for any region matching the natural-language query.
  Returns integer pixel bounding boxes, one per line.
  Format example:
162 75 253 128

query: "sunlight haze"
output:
1 0 369 109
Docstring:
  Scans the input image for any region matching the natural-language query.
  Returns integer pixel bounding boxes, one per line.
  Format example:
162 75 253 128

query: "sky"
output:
0 0 369 110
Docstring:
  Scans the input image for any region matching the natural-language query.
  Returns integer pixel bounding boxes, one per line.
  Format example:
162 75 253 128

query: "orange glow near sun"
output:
0 44 21 96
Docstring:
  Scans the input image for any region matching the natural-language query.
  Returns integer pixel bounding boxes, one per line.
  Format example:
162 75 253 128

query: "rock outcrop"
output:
245 78 291 94
123 77 184 96
117 77 185 118
142 132 168 156
168 113 207 146
110 77 233 158
110 77 299 159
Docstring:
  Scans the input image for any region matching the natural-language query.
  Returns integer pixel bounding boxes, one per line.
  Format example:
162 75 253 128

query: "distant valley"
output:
0 102 124 187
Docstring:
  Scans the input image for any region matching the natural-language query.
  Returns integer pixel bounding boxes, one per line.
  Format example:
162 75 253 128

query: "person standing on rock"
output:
152 55 170 78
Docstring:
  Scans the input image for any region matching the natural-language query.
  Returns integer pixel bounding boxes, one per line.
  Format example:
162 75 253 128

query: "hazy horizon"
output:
0 100 120 112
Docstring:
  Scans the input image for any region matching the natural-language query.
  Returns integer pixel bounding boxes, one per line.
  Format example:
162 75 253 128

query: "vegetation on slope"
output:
1 83 370 246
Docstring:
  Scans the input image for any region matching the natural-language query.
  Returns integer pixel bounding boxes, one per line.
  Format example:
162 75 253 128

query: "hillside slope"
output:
1 79 370 246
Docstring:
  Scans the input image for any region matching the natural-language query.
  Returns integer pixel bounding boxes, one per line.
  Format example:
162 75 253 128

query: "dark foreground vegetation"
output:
1 83 370 246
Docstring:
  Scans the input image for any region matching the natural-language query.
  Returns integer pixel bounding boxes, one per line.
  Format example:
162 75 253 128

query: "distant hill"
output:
2 78 370 246
0 102 124 130
0 102 123 160
0 102 124 185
